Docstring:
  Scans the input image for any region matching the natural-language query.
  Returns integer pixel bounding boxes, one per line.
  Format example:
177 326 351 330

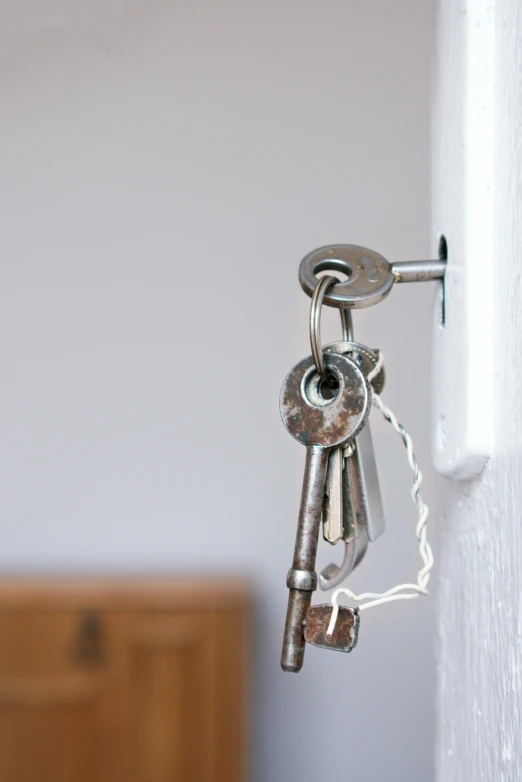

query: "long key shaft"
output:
282 445 329 672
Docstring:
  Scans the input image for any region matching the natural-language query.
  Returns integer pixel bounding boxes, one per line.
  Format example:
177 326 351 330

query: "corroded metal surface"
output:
281 588 312 673
279 353 370 448
304 604 359 652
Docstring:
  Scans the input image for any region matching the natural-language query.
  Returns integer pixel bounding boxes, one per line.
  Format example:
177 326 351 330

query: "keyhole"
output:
439 235 447 327
317 375 339 400
72 610 106 668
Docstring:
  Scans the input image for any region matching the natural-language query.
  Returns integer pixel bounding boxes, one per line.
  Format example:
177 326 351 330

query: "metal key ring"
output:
310 275 339 387
340 308 353 341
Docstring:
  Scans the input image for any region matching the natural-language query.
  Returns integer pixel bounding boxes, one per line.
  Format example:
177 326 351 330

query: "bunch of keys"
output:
280 244 441 673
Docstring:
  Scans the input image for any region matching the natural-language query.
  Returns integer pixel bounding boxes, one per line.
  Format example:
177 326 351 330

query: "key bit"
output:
304 604 359 652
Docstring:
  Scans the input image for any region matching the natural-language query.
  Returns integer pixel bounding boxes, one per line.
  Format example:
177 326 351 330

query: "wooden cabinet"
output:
0 579 250 782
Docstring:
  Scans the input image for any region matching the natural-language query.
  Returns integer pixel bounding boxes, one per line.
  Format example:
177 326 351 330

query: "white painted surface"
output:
0 2 436 780
435 0 522 779
432 0 494 479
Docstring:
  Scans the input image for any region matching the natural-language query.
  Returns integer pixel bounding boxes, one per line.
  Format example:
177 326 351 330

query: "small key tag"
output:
304 605 359 653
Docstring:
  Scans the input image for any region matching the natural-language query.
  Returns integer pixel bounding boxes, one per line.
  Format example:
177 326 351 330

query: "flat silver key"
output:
279 352 370 673
325 340 385 541
319 341 385 590
327 341 385 542
319 444 369 589
346 422 385 542
298 244 446 309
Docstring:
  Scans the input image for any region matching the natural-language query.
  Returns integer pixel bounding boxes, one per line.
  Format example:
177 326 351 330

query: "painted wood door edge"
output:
432 0 494 479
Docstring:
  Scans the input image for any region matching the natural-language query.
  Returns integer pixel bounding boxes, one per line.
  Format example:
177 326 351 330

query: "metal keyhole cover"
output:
279 353 371 447
299 244 394 309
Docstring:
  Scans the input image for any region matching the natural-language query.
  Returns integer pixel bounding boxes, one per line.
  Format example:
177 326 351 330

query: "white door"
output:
433 1 522 779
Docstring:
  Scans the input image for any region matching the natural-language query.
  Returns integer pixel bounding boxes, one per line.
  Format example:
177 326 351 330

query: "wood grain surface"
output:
0 578 251 782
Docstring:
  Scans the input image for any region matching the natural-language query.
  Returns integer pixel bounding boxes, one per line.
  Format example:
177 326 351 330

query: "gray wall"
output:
0 2 436 780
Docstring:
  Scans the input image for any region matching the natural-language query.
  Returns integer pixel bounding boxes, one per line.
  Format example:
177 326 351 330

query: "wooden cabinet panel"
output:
0 579 250 782
213 608 248 782
0 682 100 782
131 614 215 782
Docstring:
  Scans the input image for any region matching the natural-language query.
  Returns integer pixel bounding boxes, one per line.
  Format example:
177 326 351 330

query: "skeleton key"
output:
320 340 386 590
279 352 370 672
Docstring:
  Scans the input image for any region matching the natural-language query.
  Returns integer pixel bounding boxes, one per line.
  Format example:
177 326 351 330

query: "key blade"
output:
353 421 385 542
342 442 356 543
323 448 343 544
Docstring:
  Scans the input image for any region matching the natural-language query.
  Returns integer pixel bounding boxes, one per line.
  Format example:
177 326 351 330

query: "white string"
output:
326 350 433 637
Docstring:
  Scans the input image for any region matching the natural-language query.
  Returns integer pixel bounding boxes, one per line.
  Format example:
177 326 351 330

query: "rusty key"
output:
279 352 370 672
